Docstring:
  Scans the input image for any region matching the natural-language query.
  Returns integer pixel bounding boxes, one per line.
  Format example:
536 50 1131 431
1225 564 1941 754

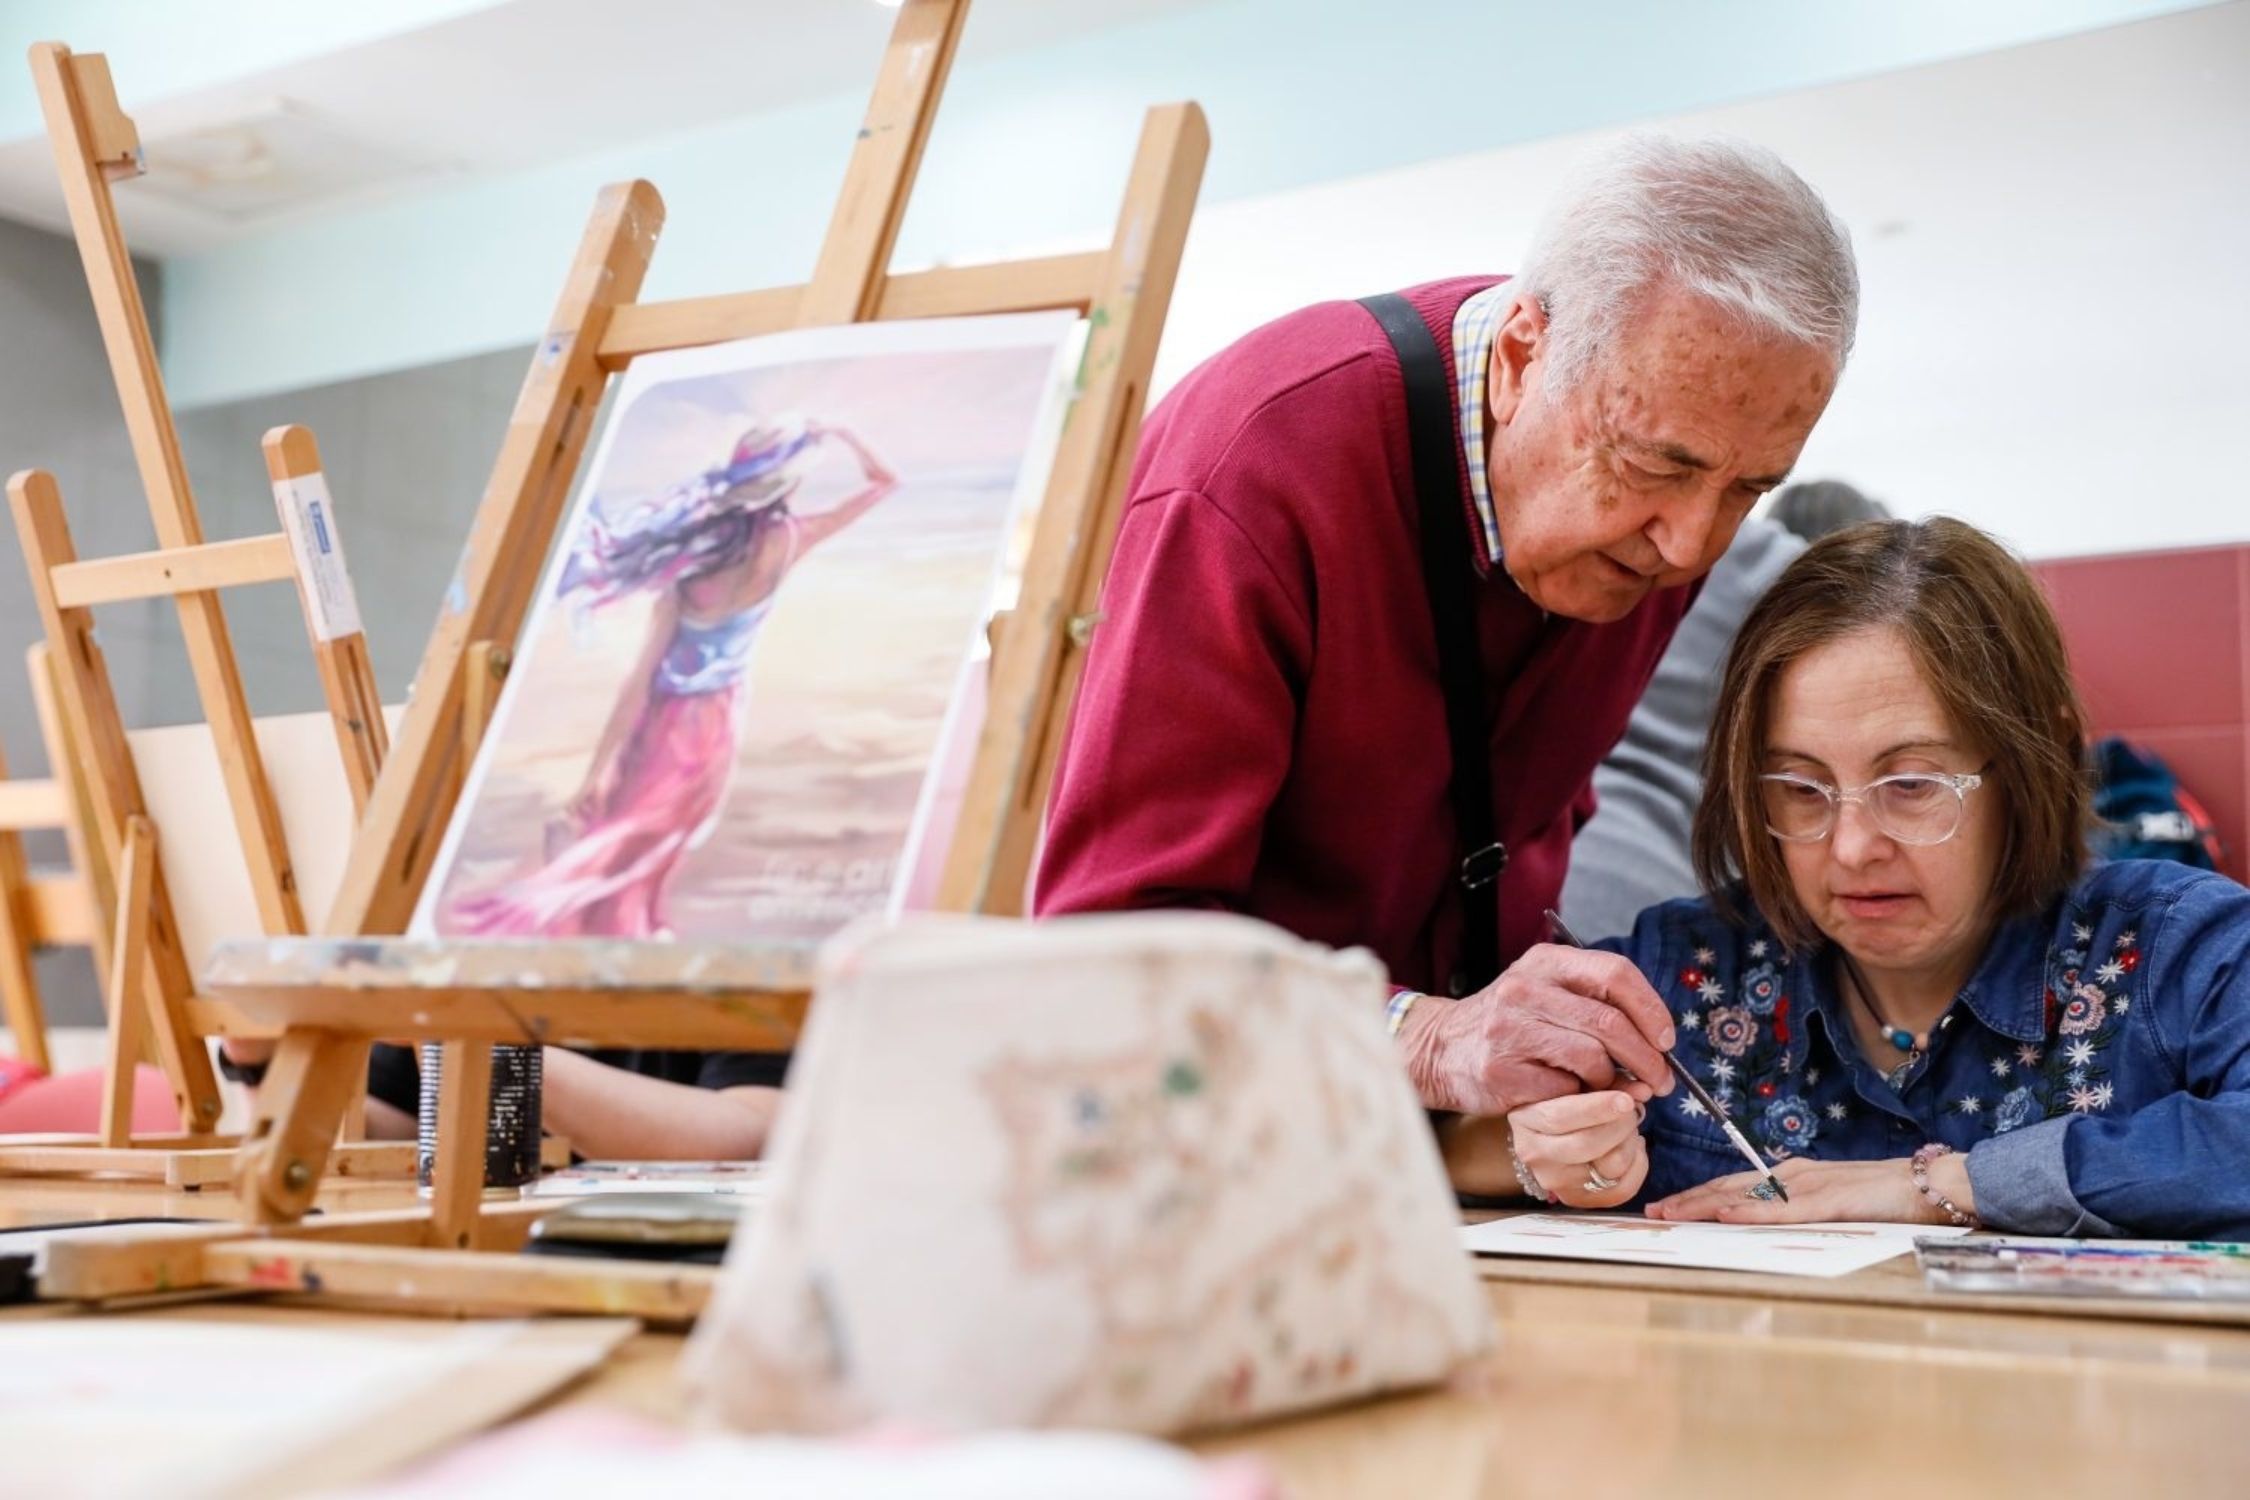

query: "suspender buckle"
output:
1459 841 1508 890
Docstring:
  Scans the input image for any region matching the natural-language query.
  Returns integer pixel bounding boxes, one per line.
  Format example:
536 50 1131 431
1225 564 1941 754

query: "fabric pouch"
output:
684 910 1493 1435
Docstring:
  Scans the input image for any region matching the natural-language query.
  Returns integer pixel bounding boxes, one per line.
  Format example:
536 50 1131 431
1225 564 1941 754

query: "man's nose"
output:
1646 483 1728 572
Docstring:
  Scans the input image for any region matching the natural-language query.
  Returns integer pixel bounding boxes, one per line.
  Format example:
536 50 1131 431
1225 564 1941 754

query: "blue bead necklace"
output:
1837 950 1930 1060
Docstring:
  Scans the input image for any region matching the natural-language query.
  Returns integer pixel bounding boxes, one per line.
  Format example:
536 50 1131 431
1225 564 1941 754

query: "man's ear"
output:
1489 291 1548 426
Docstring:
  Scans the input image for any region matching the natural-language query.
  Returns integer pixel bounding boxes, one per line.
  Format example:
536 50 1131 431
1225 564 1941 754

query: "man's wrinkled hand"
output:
1400 944 1676 1115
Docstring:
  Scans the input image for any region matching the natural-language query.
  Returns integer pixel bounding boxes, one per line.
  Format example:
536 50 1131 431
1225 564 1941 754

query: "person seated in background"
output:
358 1044 782 1161
1447 517 2250 1240
1560 480 1891 939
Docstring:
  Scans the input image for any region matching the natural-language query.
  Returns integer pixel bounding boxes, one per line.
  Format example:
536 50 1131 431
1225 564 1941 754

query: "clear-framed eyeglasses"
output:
1759 767 1990 847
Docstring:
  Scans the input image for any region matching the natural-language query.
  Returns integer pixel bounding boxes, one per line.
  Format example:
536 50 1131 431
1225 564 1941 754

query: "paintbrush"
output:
1542 909 1789 1203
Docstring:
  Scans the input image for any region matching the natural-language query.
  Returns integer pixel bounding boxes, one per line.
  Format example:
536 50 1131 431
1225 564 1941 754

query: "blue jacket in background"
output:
1592 860 2250 1240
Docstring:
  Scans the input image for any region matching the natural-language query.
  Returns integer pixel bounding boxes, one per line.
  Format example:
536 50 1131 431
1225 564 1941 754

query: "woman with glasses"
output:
1443 517 2250 1238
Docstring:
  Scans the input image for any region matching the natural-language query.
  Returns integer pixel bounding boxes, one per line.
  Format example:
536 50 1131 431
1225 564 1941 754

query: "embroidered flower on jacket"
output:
2016 1044 2042 1068
1740 962 1783 1016
1990 1057 2012 1078
1749 939 1770 959
2067 1084 2108 1114
1705 1006 1756 1058
1677 1094 1709 1119
1955 1095 1984 1115
1708 1059 1737 1082
1679 1010 1702 1030
2092 1082 2115 1109
1761 1094 1818 1150
2064 1038 2096 1068
2095 959 2125 984
1694 946 1716 966
2072 922 2091 944
2059 986 2108 1036
1994 1087 2036 1133
1825 1101 1849 1121
1697 978 1724 1004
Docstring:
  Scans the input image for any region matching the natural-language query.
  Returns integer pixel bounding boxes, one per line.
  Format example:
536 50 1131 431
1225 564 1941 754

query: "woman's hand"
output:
1505 1090 1650 1209
1645 1155 1965 1225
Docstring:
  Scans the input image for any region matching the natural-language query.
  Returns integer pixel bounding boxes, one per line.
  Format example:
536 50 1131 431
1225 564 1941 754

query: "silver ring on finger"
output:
1583 1167 1620 1192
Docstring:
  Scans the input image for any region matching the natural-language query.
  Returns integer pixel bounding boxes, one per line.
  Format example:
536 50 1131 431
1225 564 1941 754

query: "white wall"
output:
1141 2 2250 560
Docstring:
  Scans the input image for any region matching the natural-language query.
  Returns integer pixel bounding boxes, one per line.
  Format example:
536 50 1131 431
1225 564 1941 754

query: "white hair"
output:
1516 134 1858 394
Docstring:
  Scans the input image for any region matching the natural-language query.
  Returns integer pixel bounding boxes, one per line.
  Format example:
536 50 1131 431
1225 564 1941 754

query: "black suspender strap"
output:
1358 292 1507 995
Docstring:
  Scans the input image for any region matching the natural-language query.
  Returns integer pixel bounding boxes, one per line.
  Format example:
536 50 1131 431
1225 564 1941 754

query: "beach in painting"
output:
416 317 1072 944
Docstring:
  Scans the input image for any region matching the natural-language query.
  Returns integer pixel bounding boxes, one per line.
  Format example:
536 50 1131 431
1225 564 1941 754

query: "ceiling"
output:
0 0 1218 255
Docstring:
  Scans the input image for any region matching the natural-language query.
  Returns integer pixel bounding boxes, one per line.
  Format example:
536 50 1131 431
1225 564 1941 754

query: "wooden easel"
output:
0 646 102 1076
0 41 410 1185
40 0 1204 1316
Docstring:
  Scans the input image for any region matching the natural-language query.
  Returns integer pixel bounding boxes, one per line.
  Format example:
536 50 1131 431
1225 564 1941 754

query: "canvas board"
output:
1461 1213 1972 1279
414 312 1077 944
128 706 405 972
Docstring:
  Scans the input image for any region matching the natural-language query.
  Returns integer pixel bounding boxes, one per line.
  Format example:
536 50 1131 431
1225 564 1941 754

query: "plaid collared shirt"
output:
1450 280 1514 566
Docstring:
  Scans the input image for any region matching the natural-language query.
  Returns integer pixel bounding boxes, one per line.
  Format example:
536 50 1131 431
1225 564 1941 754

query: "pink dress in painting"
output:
447 416 895 938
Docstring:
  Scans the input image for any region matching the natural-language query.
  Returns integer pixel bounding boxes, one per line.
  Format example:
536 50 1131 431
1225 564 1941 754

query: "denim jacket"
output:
1593 860 2250 1240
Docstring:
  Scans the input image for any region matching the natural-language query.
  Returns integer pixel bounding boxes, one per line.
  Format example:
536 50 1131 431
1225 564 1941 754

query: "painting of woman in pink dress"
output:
447 415 896 937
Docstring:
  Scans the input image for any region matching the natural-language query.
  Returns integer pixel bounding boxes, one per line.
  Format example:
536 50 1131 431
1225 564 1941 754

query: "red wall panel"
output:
2032 544 2250 883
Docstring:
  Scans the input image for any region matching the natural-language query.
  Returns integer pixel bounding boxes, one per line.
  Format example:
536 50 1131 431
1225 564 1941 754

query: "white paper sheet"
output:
1460 1213 1973 1279
524 1159 769 1198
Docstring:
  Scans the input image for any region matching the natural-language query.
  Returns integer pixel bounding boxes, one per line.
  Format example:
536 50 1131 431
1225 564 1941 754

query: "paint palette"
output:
1916 1236 2250 1300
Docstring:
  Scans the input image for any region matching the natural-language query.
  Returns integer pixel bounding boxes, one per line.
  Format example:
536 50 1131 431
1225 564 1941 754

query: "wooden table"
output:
9 1180 2249 1494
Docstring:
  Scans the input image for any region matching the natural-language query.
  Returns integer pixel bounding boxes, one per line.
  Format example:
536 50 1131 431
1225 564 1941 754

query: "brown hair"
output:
1692 517 2089 950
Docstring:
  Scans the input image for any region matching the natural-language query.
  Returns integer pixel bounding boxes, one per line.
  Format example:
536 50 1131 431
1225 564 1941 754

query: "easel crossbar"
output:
596 249 1107 367
49 534 296 609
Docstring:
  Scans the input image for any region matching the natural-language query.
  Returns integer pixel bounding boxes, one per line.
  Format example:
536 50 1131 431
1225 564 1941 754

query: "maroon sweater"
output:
1035 278 1696 994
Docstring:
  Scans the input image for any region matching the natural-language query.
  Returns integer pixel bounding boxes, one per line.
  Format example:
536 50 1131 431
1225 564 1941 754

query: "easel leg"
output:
264 424 388 819
97 814 154 1145
237 1030 369 1224
0 762 50 1072
428 1039 494 1250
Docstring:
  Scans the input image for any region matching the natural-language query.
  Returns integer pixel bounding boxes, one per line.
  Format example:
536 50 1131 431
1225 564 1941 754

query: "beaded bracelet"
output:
1911 1142 1982 1229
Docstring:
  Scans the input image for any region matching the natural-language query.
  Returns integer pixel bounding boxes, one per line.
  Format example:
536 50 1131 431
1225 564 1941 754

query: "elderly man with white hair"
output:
1037 135 1859 1122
